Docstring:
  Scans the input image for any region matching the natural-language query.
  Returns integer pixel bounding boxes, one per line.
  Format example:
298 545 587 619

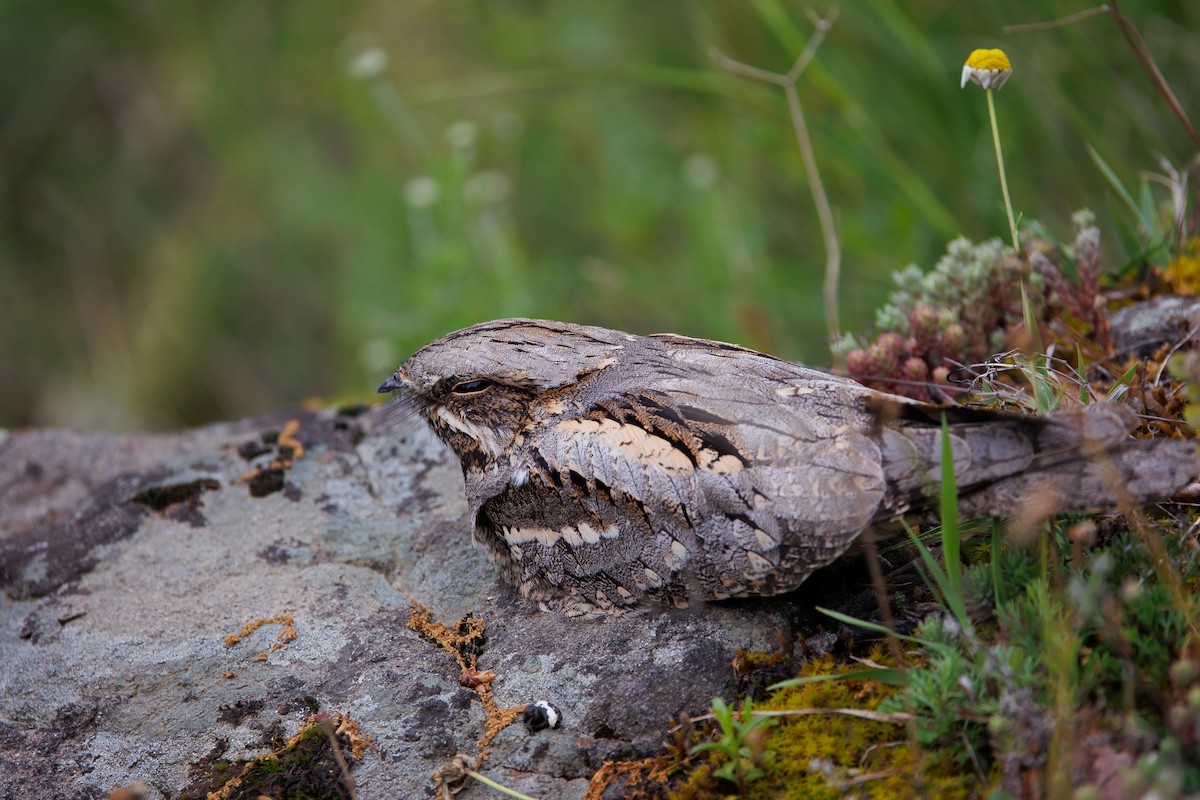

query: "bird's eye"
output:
450 378 493 395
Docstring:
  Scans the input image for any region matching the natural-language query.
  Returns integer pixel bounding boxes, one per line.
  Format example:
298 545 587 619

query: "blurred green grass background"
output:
2 0 1197 430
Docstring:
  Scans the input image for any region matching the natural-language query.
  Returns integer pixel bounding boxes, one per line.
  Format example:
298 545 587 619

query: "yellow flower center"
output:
965 48 1012 72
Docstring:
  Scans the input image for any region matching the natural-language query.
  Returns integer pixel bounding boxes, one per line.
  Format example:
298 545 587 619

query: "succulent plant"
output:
842 215 1111 400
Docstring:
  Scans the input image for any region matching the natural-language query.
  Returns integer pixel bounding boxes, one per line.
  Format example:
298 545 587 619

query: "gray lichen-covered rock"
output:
1108 294 1200 357
0 408 801 799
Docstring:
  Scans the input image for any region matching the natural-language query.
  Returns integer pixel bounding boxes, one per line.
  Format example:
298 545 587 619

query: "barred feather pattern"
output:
379 318 1197 615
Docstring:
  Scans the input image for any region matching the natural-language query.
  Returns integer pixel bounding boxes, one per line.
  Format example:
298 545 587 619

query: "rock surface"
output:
1109 294 1200 356
0 407 805 799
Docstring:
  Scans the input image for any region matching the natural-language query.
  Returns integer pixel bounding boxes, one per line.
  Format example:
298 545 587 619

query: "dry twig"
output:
711 6 843 356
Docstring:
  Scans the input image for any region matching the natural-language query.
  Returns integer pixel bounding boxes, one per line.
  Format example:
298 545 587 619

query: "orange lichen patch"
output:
407 602 526 751
480 703 524 750
584 713 707 799
584 760 670 800
287 711 375 761
224 613 297 661
407 602 485 672
276 419 306 464
239 419 307 489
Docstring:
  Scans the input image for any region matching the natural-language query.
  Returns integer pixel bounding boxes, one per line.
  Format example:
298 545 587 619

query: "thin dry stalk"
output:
1005 3 1200 149
859 526 912 668
318 716 358 800
711 6 843 358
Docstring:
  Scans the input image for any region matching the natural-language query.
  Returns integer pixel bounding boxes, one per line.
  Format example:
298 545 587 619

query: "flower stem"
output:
986 87 1019 253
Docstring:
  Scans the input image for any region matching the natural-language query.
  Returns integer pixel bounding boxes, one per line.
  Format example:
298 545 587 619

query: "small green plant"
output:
1086 145 1175 268
838 209 1130 405
805 386 1200 795
691 697 777 793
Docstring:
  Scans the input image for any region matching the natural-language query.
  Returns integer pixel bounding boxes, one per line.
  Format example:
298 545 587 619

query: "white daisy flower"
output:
961 48 1013 91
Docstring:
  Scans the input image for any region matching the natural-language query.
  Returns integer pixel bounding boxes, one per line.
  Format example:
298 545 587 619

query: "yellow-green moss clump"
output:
728 649 991 800
1164 237 1200 294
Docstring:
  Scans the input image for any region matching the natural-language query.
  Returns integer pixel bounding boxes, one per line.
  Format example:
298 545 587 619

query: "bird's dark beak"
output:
378 373 403 394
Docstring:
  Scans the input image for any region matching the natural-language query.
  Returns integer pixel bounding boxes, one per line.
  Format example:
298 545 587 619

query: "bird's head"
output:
378 318 628 471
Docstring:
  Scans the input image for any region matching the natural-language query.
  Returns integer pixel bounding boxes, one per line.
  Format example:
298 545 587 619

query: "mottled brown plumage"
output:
379 318 1196 615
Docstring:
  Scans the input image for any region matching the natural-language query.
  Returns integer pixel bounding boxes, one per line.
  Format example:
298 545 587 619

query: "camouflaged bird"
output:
379 318 1197 615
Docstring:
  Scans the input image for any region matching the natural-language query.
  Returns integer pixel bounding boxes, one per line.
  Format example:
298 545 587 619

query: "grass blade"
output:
770 667 909 691
938 417 968 629
816 606 953 654
1087 143 1142 223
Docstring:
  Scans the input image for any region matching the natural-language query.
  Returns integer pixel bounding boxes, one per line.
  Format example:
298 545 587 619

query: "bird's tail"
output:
872 399 1197 519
